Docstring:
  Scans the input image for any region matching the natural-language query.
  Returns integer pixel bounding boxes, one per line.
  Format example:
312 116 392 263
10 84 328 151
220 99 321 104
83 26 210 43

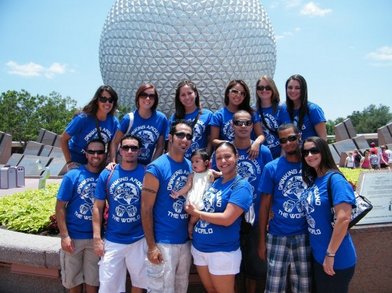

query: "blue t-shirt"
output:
65 112 120 164
211 144 273 222
258 105 284 159
300 172 357 269
56 165 100 239
258 157 307 236
146 153 192 244
166 108 213 159
94 164 145 245
280 102 326 140
120 110 168 165
192 175 252 252
210 107 261 142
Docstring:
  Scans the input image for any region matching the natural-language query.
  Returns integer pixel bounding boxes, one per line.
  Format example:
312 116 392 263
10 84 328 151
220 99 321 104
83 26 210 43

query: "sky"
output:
1 0 391 121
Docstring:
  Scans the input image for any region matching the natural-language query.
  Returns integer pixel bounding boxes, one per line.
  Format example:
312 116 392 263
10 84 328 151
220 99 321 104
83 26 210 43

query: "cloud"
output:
366 46 392 66
276 27 301 40
6 61 69 79
300 2 332 16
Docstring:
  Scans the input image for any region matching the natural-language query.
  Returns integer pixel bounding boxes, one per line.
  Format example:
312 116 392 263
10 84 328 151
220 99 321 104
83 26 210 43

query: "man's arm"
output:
55 200 74 253
141 172 163 264
92 199 106 256
258 193 272 261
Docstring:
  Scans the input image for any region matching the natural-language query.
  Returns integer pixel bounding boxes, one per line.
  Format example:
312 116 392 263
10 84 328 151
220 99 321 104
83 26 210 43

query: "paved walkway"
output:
0 178 63 198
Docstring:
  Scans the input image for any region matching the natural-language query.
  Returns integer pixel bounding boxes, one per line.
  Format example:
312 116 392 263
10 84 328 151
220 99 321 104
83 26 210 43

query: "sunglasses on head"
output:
99 96 114 104
279 135 297 144
302 147 321 157
174 132 193 140
121 145 140 152
257 85 272 91
233 120 252 127
85 149 106 155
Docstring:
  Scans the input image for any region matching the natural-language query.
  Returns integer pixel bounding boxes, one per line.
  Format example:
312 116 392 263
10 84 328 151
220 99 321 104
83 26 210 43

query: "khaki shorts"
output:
60 238 99 289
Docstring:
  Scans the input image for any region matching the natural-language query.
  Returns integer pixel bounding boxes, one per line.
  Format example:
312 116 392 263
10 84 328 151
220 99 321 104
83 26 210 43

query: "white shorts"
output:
147 242 192 293
98 238 147 292
191 245 241 275
60 239 99 288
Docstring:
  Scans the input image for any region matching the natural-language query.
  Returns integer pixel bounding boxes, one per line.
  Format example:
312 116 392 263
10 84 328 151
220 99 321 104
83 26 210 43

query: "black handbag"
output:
327 172 373 228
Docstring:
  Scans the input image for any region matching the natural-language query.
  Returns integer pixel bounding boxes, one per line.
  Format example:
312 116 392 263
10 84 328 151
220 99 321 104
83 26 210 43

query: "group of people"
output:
55 74 357 293
345 144 392 170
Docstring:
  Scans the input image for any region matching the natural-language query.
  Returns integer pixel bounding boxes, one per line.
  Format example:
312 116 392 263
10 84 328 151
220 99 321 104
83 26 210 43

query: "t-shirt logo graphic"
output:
113 182 140 218
282 175 306 214
78 182 95 216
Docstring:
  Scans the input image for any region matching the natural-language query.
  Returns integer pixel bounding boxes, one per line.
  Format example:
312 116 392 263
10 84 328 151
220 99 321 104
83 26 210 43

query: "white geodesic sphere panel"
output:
99 0 276 117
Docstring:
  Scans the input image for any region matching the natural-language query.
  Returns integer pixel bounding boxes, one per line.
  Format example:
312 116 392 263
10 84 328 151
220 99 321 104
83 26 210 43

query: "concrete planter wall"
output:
1 224 391 292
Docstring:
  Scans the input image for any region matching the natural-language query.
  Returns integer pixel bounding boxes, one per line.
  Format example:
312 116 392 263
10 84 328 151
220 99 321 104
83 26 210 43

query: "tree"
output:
348 104 392 133
0 90 77 142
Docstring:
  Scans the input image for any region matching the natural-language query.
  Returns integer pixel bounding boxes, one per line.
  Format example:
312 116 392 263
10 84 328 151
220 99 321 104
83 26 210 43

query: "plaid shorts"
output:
265 233 311 293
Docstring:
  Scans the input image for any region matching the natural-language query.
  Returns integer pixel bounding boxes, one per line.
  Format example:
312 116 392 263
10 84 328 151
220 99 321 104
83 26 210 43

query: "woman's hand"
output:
247 141 260 160
323 256 335 276
185 202 200 217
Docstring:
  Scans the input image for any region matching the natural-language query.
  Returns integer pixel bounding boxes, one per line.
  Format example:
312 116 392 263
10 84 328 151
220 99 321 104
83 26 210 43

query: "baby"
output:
171 149 221 209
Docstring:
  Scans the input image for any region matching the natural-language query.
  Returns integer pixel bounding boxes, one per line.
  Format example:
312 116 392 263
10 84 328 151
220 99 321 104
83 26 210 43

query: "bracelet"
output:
60 235 70 239
326 251 335 257
199 213 204 221
66 161 73 165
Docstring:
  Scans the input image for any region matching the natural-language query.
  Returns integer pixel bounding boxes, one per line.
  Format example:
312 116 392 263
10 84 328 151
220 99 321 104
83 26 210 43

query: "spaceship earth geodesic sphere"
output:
99 0 276 117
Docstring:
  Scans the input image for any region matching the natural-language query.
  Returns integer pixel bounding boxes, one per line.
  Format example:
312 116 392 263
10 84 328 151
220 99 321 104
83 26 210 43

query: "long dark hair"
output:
82 85 118 116
301 136 339 186
224 80 254 114
174 80 201 119
285 74 308 130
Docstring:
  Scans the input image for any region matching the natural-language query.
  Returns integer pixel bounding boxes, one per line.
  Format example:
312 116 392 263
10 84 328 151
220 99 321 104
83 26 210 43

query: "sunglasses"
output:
257 85 272 91
99 96 114 104
302 147 321 157
279 135 298 144
85 149 106 155
233 120 252 127
121 145 140 152
229 89 246 97
139 93 156 99
174 132 193 140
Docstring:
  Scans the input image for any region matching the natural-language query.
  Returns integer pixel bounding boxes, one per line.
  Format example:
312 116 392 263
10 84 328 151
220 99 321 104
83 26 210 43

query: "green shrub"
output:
339 167 371 188
0 184 59 233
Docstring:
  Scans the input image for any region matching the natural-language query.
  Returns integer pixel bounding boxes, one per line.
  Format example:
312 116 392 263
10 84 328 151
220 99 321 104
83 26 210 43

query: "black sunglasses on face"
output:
279 135 298 144
257 85 272 91
302 147 321 157
174 132 193 140
139 93 156 99
121 145 140 152
99 96 114 104
85 149 106 155
233 120 253 127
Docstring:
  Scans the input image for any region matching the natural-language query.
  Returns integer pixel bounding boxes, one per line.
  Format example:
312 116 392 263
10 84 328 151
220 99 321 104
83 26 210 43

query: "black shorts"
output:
240 223 267 280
